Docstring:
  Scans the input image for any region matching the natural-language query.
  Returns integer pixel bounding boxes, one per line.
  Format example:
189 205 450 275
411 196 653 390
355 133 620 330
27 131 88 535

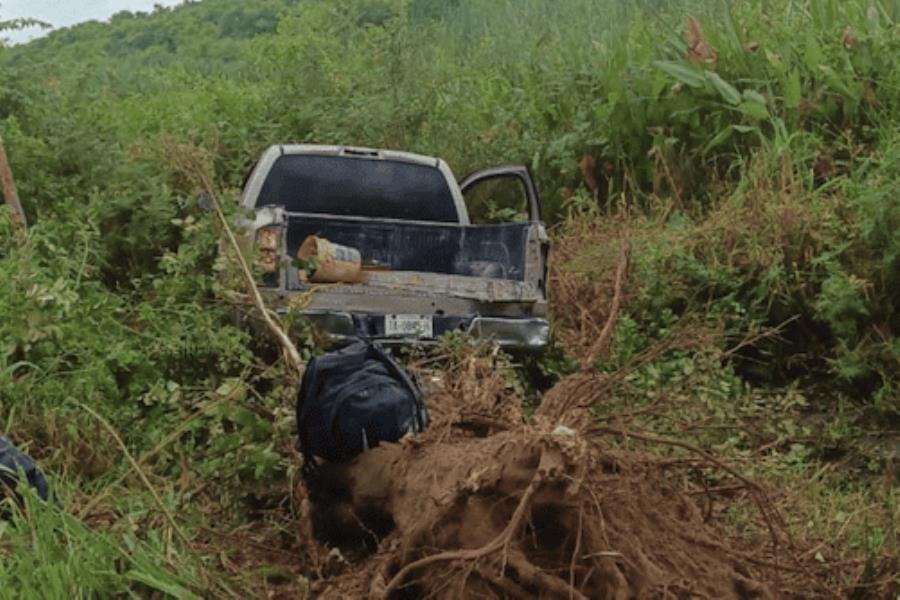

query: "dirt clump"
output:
300 363 782 599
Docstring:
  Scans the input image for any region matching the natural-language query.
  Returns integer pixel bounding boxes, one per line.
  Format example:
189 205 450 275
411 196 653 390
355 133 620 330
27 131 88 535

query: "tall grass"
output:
1 489 203 598
257 0 898 215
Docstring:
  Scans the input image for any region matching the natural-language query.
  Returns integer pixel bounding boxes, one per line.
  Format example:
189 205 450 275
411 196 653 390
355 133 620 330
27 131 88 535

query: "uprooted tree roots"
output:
291 236 858 598
337 429 777 599
295 359 850 599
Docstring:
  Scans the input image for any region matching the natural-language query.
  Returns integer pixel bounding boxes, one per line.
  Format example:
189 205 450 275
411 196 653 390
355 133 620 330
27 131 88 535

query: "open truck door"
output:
459 165 549 343
459 164 541 224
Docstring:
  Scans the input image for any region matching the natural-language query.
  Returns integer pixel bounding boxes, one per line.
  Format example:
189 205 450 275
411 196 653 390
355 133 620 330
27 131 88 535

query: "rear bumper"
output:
293 310 549 352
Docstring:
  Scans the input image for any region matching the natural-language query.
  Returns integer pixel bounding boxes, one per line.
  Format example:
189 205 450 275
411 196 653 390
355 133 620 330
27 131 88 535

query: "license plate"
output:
385 314 433 338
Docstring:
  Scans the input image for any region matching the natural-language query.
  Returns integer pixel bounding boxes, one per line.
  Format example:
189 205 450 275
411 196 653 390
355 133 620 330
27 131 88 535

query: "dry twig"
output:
75 401 192 548
199 176 304 377
582 239 630 371
593 426 835 598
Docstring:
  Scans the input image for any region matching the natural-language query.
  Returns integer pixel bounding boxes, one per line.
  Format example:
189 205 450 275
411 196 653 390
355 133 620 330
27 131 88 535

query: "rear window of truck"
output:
256 154 459 223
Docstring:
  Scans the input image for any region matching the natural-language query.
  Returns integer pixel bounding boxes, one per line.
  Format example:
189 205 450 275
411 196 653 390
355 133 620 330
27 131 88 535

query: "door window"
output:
464 175 530 224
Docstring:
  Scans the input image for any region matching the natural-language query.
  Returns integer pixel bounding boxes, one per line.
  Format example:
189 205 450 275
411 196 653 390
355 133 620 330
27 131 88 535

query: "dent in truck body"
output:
238 145 550 351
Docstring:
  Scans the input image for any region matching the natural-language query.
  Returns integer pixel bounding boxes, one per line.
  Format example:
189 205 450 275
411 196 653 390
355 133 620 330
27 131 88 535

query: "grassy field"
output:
0 0 897 596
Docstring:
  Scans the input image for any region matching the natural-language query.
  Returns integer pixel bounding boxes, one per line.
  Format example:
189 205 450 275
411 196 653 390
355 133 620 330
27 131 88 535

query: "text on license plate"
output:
385 314 433 338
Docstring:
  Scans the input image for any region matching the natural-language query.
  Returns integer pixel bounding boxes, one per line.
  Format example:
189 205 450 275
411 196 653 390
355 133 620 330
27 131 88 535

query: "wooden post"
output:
0 133 27 231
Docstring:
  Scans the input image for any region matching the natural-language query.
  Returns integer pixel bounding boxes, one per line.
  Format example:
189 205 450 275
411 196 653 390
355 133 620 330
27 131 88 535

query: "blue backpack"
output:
296 342 428 469
0 436 50 503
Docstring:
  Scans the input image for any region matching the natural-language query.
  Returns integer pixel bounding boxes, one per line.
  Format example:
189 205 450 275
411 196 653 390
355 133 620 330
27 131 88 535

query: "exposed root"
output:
297 354 869 599
305 406 792 599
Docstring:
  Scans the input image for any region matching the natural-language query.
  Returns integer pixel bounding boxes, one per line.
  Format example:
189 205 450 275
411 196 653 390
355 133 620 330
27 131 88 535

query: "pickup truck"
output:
238 144 549 351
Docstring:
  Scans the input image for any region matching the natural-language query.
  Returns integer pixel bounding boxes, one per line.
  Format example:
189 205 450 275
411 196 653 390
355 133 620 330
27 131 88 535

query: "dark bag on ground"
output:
0 435 50 503
296 342 428 466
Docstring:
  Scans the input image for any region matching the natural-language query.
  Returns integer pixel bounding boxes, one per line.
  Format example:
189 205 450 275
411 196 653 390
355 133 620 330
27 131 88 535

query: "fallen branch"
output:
534 239 630 423
199 177 304 377
164 142 300 373
722 315 800 359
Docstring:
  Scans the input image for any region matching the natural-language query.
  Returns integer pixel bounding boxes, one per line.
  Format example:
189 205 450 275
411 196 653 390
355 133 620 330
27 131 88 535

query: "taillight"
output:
256 226 280 273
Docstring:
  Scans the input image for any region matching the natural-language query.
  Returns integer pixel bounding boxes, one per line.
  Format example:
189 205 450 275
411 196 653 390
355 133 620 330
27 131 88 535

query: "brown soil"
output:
295 360 827 599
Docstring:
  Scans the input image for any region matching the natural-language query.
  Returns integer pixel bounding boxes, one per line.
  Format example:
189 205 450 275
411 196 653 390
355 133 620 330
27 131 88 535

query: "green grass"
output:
0 486 208 599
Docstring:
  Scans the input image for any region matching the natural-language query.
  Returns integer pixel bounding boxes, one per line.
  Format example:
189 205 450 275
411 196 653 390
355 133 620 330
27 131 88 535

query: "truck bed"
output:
285 213 535 283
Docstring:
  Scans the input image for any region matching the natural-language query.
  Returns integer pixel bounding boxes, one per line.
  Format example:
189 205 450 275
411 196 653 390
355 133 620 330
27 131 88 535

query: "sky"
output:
1 0 183 45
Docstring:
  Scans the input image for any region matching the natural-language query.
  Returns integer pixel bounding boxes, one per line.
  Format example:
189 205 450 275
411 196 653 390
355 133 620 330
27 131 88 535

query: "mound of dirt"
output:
297 360 793 599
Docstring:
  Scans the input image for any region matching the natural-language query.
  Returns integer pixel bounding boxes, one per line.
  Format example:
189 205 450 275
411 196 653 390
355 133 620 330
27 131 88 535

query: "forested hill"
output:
3 0 291 72
0 0 896 596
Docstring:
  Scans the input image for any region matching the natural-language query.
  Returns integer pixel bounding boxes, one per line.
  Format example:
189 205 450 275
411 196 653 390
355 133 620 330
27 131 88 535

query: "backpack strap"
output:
370 343 429 431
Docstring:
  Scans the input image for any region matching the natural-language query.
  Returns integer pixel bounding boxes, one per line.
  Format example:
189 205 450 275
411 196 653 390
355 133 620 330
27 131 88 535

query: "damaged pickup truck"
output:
238 145 549 351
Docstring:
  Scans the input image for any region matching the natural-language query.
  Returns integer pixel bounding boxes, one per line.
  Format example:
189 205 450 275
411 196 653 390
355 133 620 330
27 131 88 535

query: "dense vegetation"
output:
0 0 896 596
